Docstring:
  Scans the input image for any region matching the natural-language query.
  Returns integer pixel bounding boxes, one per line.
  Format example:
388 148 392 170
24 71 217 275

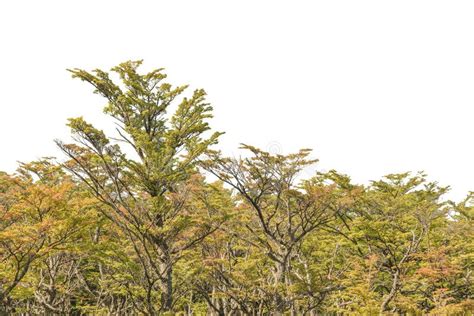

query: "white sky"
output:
0 1 473 200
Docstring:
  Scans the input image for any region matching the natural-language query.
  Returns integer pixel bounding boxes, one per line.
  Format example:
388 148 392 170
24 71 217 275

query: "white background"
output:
1 1 473 200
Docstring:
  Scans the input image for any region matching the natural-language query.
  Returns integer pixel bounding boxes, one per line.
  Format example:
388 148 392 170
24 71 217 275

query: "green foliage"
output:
0 61 471 314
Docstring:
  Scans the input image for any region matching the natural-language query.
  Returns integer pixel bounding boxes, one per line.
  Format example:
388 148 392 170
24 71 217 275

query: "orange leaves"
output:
416 266 442 279
415 247 460 281
0 160 92 301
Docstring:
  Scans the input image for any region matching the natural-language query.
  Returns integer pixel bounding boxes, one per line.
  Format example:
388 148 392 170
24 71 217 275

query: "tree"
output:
203 145 358 314
56 60 223 313
338 173 449 313
0 160 86 313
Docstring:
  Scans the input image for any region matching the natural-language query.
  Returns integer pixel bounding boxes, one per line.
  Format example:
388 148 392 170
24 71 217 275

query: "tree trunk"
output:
272 257 288 315
159 260 173 312
380 270 399 313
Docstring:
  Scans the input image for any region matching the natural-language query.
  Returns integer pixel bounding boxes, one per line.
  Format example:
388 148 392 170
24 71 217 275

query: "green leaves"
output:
56 60 225 313
67 117 110 153
1 60 472 314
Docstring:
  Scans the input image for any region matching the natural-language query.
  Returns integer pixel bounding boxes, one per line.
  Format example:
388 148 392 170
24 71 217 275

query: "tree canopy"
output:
0 61 472 315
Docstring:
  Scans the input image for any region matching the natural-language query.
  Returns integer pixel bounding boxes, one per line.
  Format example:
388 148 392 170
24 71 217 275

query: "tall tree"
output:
56 60 222 313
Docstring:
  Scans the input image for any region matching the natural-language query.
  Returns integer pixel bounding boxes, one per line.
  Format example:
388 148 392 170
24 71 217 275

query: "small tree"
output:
203 145 357 314
347 173 449 313
0 160 85 313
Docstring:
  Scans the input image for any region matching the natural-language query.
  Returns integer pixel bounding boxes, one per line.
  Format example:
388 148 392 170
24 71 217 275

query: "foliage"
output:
0 61 472 315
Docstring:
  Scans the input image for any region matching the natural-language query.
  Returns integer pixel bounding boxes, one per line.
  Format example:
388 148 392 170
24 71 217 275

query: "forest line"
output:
0 61 472 315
